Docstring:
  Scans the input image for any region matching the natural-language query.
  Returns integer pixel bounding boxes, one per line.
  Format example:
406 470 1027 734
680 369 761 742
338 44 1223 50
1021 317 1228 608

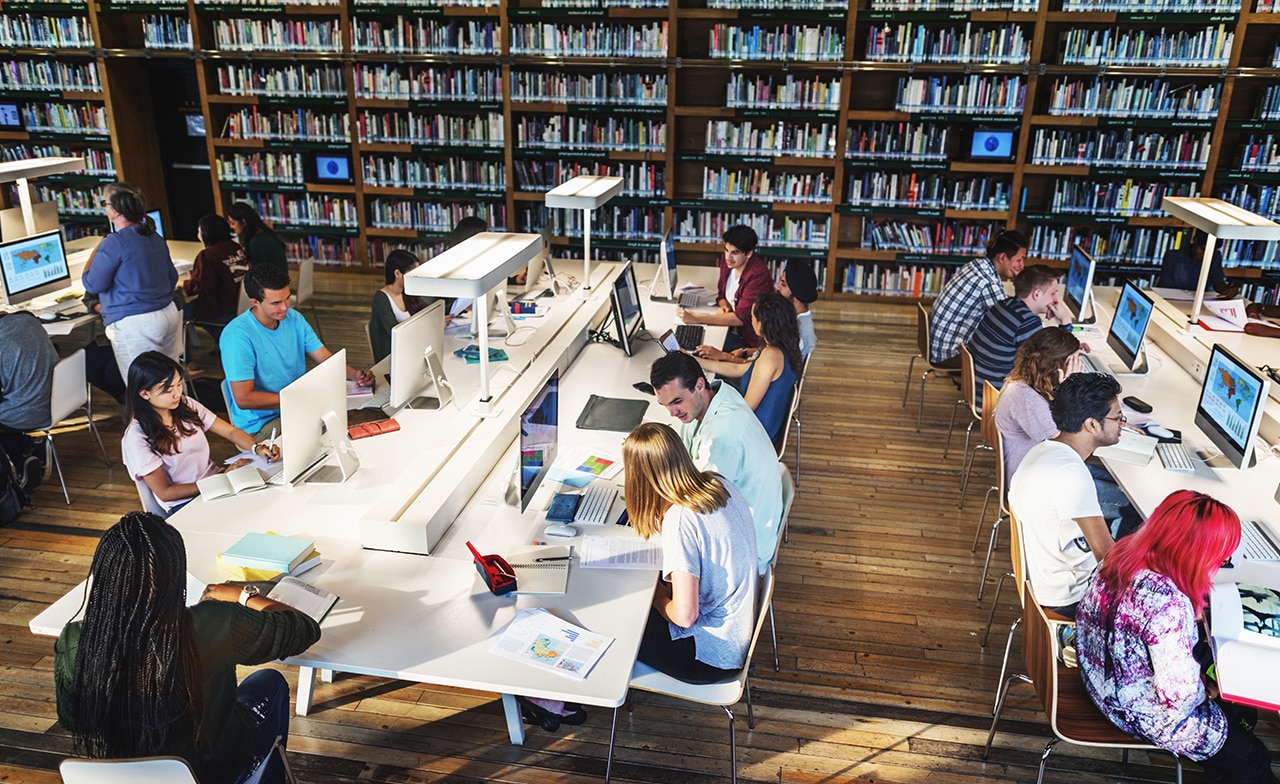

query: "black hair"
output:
753 291 803 373
244 261 291 301
104 182 156 237
1012 264 1060 298
67 512 204 758
448 216 488 248
226 202 285 256
124 352 202 457
1050 372 1122 433
196 214 232 246
1188 228 1208 250
723 224 759 254
650 351 706 394
986 229 1029 261
384 248 421 285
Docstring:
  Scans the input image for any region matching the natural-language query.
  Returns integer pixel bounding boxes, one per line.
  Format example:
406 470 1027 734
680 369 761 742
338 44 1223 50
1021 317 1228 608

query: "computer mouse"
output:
37 311 57 322
1147 425 1175 440
543 523 579 538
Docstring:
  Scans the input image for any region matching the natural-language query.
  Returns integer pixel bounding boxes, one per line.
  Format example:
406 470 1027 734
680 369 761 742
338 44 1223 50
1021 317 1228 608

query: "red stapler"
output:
466 541 517 595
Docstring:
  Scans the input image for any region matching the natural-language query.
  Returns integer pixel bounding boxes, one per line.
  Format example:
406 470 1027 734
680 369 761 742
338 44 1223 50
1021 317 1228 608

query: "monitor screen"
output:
110 208 164 237
519 369 558 512
610 261 644 356
1195 343 1270 470
314 153 353 184
650 227 678 299
969 129 1015 162
389 299 447 410
0 229 71 307
1106 281 1154 371
0 103 22 130
185 113 206 137
280 349 351 485
1064 245 1096 322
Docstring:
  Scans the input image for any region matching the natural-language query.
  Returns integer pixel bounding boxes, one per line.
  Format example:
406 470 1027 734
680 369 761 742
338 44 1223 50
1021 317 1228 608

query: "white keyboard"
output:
573 483 619 526
679 291 703 308
1240 519 1280 561
362 387 392 411
1156 441 1196 472
1082 352 1114 378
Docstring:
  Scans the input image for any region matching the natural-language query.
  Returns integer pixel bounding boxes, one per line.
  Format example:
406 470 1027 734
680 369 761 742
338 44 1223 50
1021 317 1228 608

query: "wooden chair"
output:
984 582 1184 784
972 381 1007 601
605 568 777 784
902 303 953 432
31 349 111 505
981 507 1027 715
949 344 986 491
767 462 795 671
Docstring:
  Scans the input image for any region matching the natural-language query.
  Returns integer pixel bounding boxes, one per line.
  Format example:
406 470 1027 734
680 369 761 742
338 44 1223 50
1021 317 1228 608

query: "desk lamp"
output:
544 175 624 297
0 157 83 235
403 231 542 416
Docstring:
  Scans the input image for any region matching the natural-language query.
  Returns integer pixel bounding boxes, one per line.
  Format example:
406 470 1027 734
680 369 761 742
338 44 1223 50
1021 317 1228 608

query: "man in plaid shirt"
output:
928 230 1028 367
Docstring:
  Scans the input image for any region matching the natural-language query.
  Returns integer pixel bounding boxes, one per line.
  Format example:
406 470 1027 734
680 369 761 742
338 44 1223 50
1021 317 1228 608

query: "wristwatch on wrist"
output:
238 585 260 606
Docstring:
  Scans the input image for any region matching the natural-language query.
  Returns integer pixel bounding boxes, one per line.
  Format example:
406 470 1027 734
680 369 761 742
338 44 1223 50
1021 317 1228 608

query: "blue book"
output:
220 532 315 573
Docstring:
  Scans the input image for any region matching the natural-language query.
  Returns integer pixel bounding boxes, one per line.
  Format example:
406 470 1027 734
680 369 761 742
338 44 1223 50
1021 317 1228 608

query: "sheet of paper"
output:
546 447 624 488
578 535 662 570
489 607 613 680
1150 286 1197 302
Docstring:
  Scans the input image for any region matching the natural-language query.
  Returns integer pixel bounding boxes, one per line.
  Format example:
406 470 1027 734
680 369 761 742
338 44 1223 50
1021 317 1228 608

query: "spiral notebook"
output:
507 545 571 595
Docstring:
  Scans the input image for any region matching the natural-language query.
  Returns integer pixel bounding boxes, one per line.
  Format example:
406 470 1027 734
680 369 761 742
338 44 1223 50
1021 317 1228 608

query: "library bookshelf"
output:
6 0 1280 302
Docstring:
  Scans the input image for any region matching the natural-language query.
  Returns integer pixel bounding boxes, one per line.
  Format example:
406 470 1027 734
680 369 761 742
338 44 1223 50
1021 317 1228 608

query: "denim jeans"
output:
233 669 291 784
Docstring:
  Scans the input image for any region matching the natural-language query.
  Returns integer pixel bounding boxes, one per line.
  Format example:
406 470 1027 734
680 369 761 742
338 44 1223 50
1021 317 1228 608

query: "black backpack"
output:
0 441 32 525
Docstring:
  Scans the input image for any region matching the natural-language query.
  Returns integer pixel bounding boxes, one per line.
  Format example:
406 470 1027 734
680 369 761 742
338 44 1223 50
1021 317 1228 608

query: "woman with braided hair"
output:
54 512 320 783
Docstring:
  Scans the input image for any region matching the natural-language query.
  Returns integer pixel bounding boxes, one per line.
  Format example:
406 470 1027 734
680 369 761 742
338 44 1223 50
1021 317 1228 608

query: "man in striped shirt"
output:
967 264 1064 408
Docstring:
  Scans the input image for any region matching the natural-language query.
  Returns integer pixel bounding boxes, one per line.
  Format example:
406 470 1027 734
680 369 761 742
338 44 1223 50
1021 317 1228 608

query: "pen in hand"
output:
268 427 277 451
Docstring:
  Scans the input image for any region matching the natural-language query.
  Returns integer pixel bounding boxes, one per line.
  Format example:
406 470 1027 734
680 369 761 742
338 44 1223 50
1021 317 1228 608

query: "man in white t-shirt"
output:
1008 372 1125 618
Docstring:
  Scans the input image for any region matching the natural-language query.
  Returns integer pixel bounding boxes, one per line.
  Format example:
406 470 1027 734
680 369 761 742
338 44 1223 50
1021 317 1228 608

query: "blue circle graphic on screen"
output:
325 161 340 176
984 136 1000 152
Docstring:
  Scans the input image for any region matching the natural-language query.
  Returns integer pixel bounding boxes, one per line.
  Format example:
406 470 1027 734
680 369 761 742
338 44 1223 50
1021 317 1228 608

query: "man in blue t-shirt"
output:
220 263 373 437
967 264 1064 408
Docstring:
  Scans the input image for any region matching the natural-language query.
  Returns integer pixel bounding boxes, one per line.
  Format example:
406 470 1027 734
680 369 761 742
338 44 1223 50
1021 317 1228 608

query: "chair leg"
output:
957 422 978 491
310 301 325 342
942 399 964 458
48 435 70 505
1036 738 1060 784
604 706 620 783
975 514 1005 602
723 705 738 784
769 604 779 672
902 355 919 407
745 678 754 729
916 368 935 432
991 617 1021 715
971 485 996 550
983 671 1032 759
792 414 801 490
84 408 111 467
980 571 1012 645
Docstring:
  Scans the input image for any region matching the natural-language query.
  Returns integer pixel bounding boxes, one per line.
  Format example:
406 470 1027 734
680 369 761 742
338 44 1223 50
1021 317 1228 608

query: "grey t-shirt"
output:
0 312 58 431
994 380 1057 485
797 310 816 361
660 478 758 670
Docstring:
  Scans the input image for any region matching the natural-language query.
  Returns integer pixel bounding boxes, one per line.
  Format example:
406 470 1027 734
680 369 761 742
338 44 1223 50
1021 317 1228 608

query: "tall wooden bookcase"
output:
5 0 1280 302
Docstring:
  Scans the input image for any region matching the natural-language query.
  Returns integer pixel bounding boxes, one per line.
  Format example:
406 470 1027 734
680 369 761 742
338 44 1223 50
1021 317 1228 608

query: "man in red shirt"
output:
678 225 774 352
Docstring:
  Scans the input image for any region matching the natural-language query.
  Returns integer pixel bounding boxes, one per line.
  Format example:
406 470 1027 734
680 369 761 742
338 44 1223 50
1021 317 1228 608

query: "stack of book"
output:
217 532 320 582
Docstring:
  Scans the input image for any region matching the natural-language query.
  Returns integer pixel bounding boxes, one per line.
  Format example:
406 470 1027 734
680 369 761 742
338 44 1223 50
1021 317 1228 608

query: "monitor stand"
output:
403 346 453 411
1201 449 1259 470
649 258 675 300
1109 345 1149 377
305 410 360 484
470 289 517 338
1075 299 1097 325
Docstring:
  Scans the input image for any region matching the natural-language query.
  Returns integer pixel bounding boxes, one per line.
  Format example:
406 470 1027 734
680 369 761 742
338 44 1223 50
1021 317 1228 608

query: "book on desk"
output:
1209 581 1280 711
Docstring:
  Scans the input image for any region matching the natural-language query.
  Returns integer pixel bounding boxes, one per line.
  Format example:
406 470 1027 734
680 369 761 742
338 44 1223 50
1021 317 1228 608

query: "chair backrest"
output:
773 382 799 456
775 462 794 555
237 280 251 315
959 343 978 418
1021 582 1060 722
1009 510 1027 608
981 380 1006 497
915 302 931 356
134 479 170 519
365 320 374 355
220 378 234 418
50 348 89 425
295 258 315 305
751 566 777 656
60 756 200 784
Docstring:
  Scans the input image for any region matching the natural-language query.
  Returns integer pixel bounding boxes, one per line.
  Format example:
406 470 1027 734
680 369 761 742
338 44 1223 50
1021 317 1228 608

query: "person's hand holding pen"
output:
254 428 281 463
350 367 375 387
677 307 702 325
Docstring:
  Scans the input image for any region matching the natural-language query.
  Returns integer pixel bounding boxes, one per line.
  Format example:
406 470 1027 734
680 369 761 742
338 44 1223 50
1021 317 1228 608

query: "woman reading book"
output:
55 511 321 784
122 352 279 515
624 422 758 684
1076 490 1277 782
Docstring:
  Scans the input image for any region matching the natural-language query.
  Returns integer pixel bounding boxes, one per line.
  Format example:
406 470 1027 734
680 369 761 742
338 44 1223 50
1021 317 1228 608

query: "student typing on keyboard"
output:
674 225 773 354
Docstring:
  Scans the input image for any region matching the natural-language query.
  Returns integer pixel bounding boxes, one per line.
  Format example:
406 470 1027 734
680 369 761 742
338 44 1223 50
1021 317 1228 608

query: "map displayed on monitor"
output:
1 235 65 293
1205 362 1259 444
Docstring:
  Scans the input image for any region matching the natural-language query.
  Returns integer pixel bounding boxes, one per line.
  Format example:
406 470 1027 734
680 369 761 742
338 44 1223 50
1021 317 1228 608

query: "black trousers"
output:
636 607 736 685
1196 701 1278 784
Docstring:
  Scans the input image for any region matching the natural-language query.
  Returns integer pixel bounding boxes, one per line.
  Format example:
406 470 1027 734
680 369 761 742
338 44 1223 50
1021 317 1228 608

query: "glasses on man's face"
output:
1103 413 1127 425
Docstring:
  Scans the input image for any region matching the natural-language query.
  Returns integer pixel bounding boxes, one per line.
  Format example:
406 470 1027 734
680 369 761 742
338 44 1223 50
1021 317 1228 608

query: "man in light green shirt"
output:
650 352 783 573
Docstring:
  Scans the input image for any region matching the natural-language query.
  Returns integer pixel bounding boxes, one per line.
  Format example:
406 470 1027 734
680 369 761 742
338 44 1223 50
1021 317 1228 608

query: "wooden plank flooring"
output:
0 272 1273 782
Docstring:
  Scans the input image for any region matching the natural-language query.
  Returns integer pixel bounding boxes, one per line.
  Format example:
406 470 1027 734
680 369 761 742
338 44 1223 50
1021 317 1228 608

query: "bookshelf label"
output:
863 10 968 20
896 253 970 264
844 159 949 171
838 205 944 218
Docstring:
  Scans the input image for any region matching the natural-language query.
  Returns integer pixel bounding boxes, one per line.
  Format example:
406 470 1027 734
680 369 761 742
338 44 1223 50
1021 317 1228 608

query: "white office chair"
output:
134 478 170 519
292 257 323 340
32 349 111 505
60 756 200 784
237 279 252 315
768 462 795 671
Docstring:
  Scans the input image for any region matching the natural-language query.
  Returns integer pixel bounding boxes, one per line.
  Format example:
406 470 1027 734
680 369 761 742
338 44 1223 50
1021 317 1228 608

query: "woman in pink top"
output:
121 352 279 513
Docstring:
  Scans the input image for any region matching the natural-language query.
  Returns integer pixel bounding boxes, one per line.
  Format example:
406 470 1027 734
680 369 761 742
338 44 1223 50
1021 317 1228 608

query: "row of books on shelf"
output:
0 16 94 49
1255 86 1280 121
845 173 1010 211
357 110 503 147
0 58 100 93
726 73 840 111
216 151 307 186
704 120 837 158
511 71 666 106
355 65 502 102
22 184 101 216
1044 77 1220 119
1060 0 1240 9
702 168 833 203
861 218 997 254
1 144 113 176
351 19 497 55
515 116 664 151
510 22 667 57
369 199 505 232
143 15 191 50
708 24 844 62
231 192 359 228
513 159 662 196
285 236 358 267
519 205 663 240
213 19 342 52
222 108 349 143
217 64 346 99
1046 179 1200 218
844 263 951 297
1030 224 1177 264
365 155 506 192
1028 128 1212 170
1217 183 1280 222
847 122 949 161
1237 134 1280 171
868 0 1034 10
865 23 1030 65
19 102 107 135
1057 26 1234 68
895 75 1025 115
674 211 829 248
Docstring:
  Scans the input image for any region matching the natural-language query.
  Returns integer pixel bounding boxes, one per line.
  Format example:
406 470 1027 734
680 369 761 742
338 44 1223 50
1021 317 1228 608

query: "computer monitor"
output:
1194 343 1270 470
0 229 71 307
609 261 644 356
0 201 59 243
519 224 555 299
518 368 558 512
111 208 163 238
280 349 359 485
968 128 1016 162
313 152 353 185
388 299 451 410
650 228 678 300
1064 244 1097 324
0 102 22 130
1105 281 1154 374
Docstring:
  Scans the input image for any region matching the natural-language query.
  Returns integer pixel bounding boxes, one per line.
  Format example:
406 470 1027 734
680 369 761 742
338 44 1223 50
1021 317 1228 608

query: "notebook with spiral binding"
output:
508 544 571 595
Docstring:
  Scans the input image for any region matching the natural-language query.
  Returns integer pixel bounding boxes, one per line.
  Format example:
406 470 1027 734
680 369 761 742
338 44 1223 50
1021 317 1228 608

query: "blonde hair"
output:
623 422 730 538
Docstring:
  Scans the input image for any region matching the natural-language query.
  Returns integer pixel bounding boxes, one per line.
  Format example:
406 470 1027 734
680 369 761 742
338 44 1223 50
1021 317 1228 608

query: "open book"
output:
267 576 339 623
1208 581 1280 711
1197 299 1276 332
507 545 571 595
197 465 267 501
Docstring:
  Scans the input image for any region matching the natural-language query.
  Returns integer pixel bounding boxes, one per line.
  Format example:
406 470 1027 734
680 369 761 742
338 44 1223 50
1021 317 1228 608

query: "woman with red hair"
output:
1076 490 1277 782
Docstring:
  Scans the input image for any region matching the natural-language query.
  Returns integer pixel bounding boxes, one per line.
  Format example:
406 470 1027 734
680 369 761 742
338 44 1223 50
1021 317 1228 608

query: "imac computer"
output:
518 224 557 299
280 349 359 485
111 208 163 237
1098 281 1154 375
649 228 678 300
0 201 59 243
388 299 451 410
1064 244 1097 324
1194 343 1271 469
0 229 72 307
517 368 558 511
609 260 645 356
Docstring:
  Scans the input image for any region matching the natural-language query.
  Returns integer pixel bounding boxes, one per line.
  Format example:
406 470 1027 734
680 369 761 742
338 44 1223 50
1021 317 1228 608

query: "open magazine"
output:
489 608 613 680
1208 582 1280 711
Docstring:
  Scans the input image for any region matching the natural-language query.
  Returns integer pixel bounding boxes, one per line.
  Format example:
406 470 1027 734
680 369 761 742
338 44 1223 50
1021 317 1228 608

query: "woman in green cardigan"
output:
226 202 288 276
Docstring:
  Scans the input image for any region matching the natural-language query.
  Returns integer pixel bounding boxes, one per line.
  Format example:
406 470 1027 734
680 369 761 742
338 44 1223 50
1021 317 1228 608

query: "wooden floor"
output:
1 272 1273 783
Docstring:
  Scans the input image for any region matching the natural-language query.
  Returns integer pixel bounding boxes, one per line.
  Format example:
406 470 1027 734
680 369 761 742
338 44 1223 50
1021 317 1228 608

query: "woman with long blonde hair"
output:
624 422 757 684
